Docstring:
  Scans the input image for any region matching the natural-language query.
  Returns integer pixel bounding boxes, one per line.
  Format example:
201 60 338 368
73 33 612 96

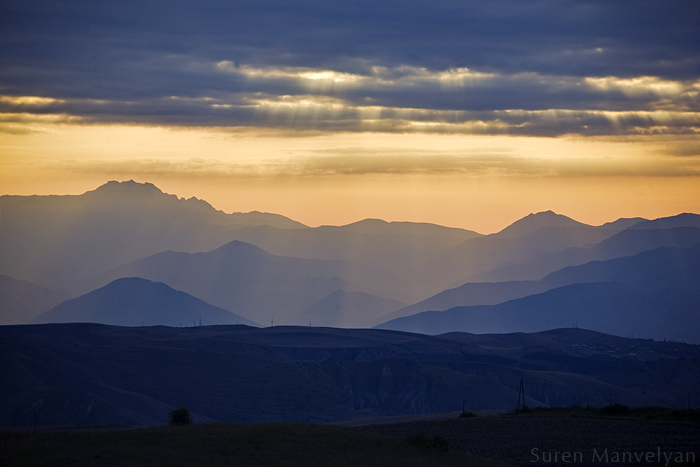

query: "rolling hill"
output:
1 323 698 427
33 277 258 327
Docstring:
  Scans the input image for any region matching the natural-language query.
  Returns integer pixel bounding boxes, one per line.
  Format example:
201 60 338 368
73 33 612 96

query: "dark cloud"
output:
1 0 699 136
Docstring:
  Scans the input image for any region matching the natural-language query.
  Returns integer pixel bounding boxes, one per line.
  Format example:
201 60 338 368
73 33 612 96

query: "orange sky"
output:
1 123 699 233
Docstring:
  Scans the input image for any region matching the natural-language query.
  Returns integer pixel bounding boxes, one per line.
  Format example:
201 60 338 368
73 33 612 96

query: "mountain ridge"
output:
495 210 591 238
376 244 700 343
0 181 306 291
34 277 259 327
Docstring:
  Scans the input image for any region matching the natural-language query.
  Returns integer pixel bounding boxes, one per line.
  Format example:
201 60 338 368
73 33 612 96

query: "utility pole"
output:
516 379 527 414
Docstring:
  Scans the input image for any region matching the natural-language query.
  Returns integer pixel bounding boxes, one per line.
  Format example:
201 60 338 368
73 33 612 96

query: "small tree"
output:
599 403 630 416
169 407 192 426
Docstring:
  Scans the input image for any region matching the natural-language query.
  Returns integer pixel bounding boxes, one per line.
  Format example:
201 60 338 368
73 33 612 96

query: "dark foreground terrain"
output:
366 410 700 466
1 422 505 467
3 412 699 466
2 323 700 427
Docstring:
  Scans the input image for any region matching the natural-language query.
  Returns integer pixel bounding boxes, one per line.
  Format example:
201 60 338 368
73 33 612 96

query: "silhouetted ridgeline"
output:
1 324 698 427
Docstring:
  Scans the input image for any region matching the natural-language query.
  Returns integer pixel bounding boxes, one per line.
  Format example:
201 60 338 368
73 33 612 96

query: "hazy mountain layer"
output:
291 290 406 328
377 245 700 343
2 180 699 342
0 180 481 304
471 225 700 283
2 324 698 427
34 277 258 327
629 213 700 231
425 223 634 289
216 222 481 301
390 226 700 320
0 275 68 325
89 240 406 326
0 180 305 291
385 281 547 323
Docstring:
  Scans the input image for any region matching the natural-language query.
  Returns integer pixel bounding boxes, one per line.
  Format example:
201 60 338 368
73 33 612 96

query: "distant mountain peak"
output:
496 211 588 238
210 239 269 256
88 180 221 214
524 210 560 219
352 218 388 226
93 180 162 194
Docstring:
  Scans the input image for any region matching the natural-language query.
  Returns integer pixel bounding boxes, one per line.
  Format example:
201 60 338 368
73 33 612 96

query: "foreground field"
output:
4 409 700 466
1 423 505 467
366 409 700 466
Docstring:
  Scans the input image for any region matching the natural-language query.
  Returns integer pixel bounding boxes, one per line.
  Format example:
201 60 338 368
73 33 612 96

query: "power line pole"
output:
516 379 527 414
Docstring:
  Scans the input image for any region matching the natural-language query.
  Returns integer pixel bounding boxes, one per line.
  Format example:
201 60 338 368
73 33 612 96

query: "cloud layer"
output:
1 0 699 139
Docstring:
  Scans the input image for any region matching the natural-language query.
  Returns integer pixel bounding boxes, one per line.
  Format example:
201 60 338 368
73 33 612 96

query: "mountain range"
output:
378 245 700 342
384 229 700 322
0 180 304 292
1 180 699 344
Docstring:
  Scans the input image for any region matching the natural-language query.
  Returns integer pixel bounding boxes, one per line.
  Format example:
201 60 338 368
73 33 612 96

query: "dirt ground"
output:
363 415 700 466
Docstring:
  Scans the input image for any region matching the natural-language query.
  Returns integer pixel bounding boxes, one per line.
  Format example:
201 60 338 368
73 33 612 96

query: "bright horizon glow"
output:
2 122 699 234
2 171 698 235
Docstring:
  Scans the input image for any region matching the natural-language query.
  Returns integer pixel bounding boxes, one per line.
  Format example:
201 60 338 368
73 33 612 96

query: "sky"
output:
1 0 699 233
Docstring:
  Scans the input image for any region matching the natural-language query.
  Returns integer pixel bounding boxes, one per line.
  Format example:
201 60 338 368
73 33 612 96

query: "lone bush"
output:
406 433 450 452
169 407 192 426
599 403 630 416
